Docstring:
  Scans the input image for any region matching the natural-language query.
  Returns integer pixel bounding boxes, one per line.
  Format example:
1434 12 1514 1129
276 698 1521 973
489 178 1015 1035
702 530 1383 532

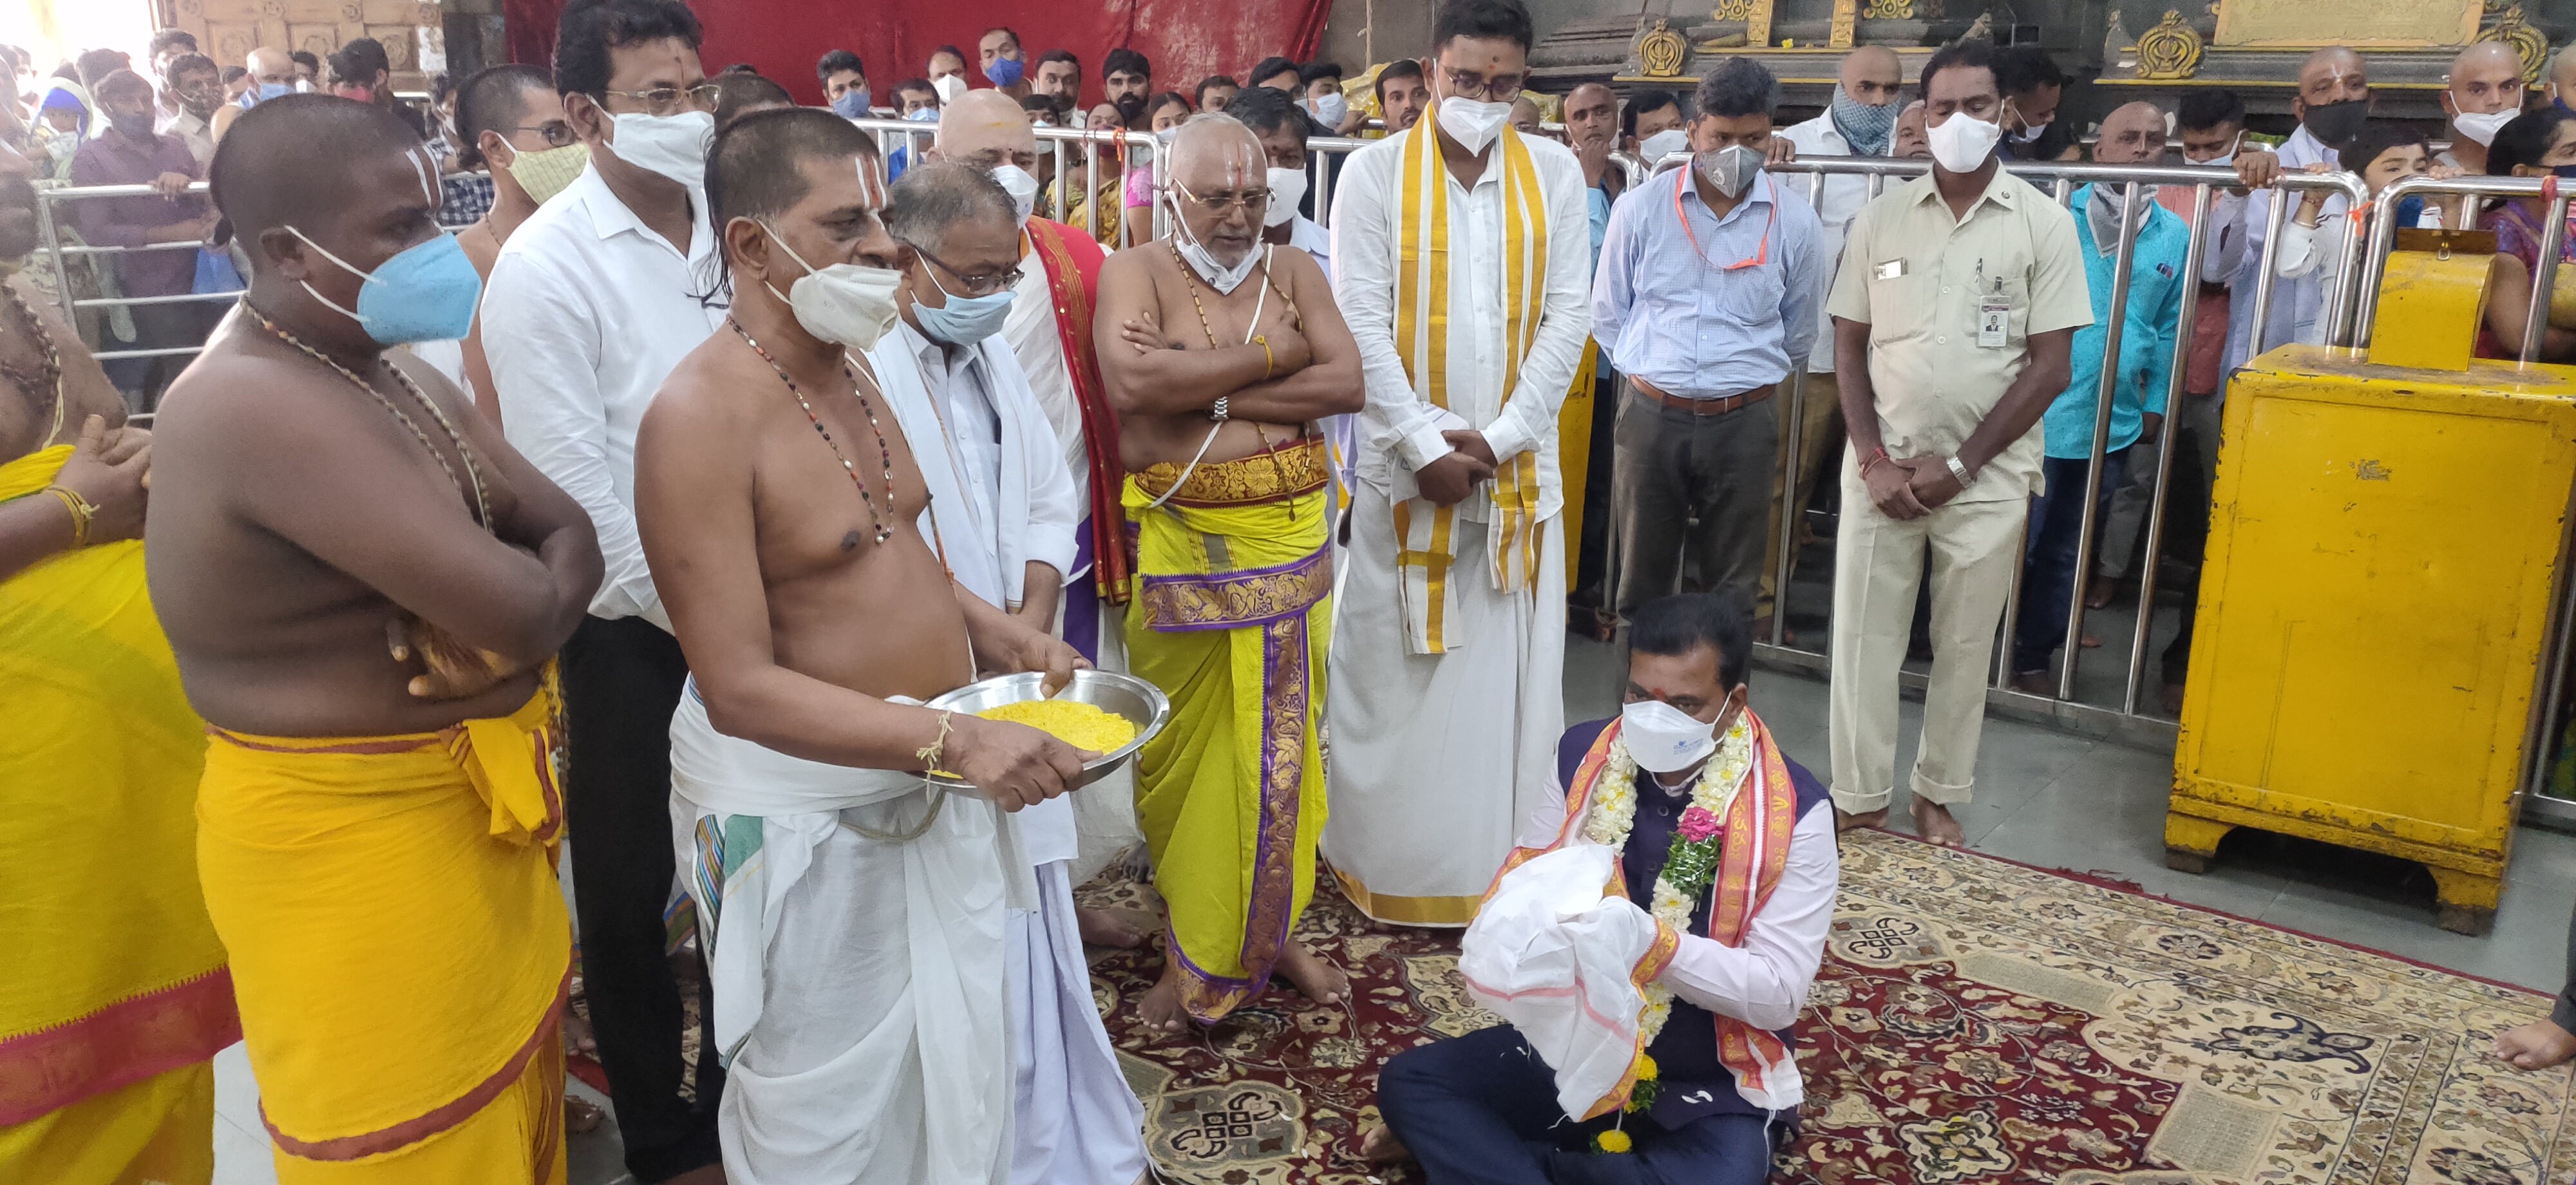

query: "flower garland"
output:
1578 712 1755 1151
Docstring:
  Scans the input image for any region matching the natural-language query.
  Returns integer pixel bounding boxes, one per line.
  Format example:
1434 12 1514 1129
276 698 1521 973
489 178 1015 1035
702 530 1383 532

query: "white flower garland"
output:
1580 714 1756 1045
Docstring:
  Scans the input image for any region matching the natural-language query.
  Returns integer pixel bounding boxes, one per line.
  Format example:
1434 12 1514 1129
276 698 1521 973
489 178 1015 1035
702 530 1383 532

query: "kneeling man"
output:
1368 591 1839 1182
633 108 1091 1184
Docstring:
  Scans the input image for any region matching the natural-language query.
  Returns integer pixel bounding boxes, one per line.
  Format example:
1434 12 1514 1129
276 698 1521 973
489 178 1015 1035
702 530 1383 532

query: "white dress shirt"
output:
2226 124 2340 370
1286 214 1331 280
869 319 1082 865
480 165 723 631
1329 131 1593 521
155 108 214 168
1515 748 1840 1031
1000 247 1090 521
1776 110 1882 374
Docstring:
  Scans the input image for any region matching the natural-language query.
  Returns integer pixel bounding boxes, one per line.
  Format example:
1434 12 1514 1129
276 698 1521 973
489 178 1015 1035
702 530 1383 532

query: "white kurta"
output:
669 686 1030 1185
1321 131 1591 925
867 322 1147 1185
2224 124 2340 371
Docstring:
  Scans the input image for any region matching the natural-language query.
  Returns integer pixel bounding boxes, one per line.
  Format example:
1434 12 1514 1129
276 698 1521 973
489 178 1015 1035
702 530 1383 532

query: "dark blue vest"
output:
1551 716 1829 1124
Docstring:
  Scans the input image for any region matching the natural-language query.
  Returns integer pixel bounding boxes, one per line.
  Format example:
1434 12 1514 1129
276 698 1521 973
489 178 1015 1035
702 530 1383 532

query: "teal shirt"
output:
2046 185 2184 460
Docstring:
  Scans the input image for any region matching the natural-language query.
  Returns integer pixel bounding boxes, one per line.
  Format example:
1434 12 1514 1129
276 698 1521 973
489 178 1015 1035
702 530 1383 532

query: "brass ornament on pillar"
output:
1637 18 1689 78
1861 0 1916 21
2134 10 2206 81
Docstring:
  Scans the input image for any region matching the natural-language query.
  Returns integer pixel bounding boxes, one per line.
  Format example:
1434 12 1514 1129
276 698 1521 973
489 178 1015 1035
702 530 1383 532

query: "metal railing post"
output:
2057 180 2143 701
32 188 79 328
1768 166 1835 649
2522 189 2568 366
2123 182 2213 716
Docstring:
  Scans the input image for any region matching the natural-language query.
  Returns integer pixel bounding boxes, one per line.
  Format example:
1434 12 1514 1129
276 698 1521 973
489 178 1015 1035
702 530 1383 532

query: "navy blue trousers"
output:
1377 1027 1776 1185
2012 448 2131 678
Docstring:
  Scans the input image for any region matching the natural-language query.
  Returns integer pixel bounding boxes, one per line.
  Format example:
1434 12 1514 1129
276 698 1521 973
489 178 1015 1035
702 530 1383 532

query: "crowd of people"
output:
8 1 2576 1183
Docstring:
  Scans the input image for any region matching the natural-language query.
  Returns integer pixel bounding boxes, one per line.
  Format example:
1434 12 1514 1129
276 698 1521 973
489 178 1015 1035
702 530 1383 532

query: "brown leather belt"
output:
1629 375 1774 416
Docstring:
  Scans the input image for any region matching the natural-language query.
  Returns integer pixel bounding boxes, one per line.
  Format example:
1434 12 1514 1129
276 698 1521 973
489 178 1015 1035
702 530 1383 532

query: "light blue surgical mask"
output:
911 261 1016 346
288 227 482 345
244 82 291 107
831 91 869 120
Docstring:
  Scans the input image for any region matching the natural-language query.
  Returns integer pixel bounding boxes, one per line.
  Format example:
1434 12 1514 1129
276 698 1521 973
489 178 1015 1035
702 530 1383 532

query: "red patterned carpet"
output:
1081 829 2575 1185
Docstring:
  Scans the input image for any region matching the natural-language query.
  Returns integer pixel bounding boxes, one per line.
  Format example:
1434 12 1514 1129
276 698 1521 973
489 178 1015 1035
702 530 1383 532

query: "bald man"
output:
2439 41 2529 175
2226 46 2355 369
1095 114 1361 1032
2554 44 2576 113
1767 43 1906 638
153 93 601 1180
210 46 295 142
2007 100 2186 696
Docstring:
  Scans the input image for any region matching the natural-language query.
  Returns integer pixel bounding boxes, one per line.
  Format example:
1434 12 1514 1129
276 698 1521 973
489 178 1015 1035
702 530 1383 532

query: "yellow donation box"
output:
2168 345 2576 934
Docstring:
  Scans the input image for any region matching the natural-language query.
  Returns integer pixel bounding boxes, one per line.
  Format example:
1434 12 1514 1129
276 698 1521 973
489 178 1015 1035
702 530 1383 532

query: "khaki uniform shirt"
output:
1824 168 2090 500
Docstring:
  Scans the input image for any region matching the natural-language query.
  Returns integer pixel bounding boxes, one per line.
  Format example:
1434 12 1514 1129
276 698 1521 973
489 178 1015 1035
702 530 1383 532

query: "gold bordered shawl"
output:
1390 122 1551 654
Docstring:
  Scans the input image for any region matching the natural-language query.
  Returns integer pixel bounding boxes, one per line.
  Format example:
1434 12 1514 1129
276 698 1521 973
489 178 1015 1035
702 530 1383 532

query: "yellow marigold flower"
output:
1594 1128 1633 1154
1634 1054 1658 1083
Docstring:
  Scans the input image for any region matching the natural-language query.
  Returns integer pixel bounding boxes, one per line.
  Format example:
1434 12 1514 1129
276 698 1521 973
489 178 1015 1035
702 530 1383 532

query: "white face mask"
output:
990 164 1040 227
1264 166 1306 227
1170 202 1265 294
759 222 903 351
1621 697 1723 775
1436 95 1512 154
1927 108 2003 174
933 74 968 105
605 109 714 191
2012 118 2049 144
1310 91 1349 127
1638 128 1689 166
2452 106 2517 147
2188 132 2242 171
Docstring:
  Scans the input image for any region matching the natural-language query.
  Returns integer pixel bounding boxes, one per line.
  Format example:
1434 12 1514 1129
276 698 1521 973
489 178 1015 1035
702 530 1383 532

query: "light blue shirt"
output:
2045 184 2184 460
1591 168 1827 399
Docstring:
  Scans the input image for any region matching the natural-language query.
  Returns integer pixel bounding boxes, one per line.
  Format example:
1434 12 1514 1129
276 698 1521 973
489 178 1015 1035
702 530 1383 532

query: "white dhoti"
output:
1008 862 1147 1185
670 683 1030 1185
1323 480 1568 927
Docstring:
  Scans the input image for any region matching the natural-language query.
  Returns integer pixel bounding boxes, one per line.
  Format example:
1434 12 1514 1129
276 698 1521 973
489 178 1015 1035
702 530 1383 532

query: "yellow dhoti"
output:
0 444 234 1184
196 685 571 1182
1124 436 1332 1023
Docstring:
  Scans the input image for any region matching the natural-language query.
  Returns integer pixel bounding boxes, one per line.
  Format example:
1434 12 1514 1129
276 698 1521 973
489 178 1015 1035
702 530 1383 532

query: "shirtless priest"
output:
632 108 1093 1184
1094 113 1363 1032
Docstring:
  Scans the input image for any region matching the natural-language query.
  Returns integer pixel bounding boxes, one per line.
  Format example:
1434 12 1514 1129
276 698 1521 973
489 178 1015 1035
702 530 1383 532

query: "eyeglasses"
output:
907 242 1024 298
1441 68 1526 104
1170 180 1271 215
598 83 722 117
514 122 579 148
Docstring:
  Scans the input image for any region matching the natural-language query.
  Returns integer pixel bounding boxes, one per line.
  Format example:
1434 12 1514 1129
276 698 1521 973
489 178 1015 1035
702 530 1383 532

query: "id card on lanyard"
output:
1973 259 2009 348
1674 166 1777 272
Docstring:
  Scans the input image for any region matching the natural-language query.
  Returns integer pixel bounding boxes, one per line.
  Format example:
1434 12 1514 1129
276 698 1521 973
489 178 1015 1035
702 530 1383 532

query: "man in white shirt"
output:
1365 591 1838 1179
865 158 1146 1185
1766 44 1902 636
2224 46 2356 369
1324 0 1592 928
474 1 728 1179
2436 41 2526 177
155 53 221 167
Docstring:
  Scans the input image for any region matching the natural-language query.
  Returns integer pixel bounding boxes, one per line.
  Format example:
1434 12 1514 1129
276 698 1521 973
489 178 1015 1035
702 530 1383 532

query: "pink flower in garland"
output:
1677 806 1723 844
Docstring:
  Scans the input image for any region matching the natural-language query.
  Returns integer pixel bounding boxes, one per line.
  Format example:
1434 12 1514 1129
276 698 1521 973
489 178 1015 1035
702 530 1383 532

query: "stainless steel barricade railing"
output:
30 175 492 366
1755 157 2372 749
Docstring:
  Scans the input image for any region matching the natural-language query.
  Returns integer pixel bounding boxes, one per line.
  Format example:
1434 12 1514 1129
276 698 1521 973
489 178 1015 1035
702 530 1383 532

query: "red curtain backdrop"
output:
506 0 1333 109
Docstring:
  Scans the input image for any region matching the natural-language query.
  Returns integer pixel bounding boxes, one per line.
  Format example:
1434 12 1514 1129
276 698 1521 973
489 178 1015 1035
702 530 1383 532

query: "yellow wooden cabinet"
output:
2168 345 2576 934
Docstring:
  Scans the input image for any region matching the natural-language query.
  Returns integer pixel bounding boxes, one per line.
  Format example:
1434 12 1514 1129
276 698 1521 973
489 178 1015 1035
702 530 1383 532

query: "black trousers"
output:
562 614 723 1181
1572 361 1621 618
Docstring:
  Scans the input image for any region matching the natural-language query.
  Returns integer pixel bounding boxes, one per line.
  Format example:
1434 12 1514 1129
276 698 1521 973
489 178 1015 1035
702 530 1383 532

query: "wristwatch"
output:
1946 455 1978 488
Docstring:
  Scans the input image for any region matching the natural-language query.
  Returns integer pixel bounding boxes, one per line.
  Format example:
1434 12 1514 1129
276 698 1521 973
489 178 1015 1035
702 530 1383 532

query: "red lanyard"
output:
1672 164 1776 272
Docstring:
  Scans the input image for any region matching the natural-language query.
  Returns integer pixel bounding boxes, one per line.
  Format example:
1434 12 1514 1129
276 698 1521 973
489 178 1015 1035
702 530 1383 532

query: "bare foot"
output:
2078 632 2101 649
564 1095 604 1135
1275 942 1349 1007
1137 957 1191 1035
2085 579 2116 609
2009 672 2053 696
658 1165 728 1185
1360 1124 1413 1164
561 1010 598 1059
2496 1019 2576 1070
1077 905 1150 949
1911 797 1964 847
1835 806 1889 832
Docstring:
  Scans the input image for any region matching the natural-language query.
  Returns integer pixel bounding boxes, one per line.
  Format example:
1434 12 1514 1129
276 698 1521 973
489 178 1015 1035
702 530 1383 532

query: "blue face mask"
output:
985 56 1024 88
831 91 869 119
2394 194 2426 228
911 261 1016 346
289 227 482 345
905 106 938 123
2554 164 2576 180
243 82 292 107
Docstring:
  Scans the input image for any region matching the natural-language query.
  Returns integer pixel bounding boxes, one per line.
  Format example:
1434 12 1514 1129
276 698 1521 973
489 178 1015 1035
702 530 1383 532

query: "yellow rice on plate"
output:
975 699 1137 753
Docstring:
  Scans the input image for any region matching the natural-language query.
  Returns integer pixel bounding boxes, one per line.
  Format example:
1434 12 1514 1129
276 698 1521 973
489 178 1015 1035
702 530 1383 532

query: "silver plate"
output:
920 669 1170 790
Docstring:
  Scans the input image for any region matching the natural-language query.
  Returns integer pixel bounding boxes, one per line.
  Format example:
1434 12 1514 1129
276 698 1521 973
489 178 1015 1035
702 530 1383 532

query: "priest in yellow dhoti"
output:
0 258 235 1182
146 97 604 1180
1094 113 1365 1030
1321 1 1593 928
